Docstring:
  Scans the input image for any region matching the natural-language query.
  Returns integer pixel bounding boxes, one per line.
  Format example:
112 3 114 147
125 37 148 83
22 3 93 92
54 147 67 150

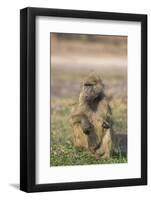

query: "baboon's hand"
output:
102 120 111 129
102 113 113 129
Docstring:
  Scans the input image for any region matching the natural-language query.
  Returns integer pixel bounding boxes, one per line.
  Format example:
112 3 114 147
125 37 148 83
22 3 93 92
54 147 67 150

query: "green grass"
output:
50 36 127 166
50 97 127 166
50 143 127 166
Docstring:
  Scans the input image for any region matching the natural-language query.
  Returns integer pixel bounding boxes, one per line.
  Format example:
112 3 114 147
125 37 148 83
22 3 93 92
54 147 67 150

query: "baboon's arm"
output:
81 115 92 135
71 112 92 135
102 116 112 129
100 99 113 129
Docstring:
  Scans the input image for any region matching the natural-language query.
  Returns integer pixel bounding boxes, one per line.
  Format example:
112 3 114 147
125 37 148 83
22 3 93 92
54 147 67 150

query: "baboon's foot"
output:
89 148 100 160
101 153 111 160
95 153 100 160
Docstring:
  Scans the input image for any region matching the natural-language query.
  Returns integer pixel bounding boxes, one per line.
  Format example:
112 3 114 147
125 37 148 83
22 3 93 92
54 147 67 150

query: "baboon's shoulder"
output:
98 98 112 117
70 102 80 115
70 102 83 124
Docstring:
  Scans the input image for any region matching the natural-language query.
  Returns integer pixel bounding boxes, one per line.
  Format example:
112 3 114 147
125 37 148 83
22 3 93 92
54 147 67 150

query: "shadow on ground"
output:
115 133 127 154
9 183 19 190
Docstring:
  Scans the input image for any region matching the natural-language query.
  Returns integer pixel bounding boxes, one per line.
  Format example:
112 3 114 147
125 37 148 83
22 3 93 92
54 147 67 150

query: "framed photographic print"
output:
20 7 147 192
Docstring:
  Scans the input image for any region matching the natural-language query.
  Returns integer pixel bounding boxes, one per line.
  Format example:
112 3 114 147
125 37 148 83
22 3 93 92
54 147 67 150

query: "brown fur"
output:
70 72 114 159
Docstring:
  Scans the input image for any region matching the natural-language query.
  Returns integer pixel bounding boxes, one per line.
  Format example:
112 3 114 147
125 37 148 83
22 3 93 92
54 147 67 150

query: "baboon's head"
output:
80 72 105 109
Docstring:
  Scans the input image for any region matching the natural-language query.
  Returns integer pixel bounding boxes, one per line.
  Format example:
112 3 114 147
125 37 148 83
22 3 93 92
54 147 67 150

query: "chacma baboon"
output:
70 72 114 159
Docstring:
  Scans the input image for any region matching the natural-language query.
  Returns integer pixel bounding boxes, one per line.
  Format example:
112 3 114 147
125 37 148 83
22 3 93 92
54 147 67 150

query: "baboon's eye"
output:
84 83 93 86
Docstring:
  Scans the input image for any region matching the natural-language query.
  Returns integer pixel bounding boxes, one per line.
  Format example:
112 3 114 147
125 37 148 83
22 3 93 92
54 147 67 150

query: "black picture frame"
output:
20 7 147 192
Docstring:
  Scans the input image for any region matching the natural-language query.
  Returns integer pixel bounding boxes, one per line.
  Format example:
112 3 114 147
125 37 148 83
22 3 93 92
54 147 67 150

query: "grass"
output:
50 97 127 166
50 35 127 166
50 143 127 166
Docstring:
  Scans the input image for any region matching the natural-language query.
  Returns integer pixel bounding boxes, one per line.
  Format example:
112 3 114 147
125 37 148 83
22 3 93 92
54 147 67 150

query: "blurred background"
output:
50 33 127 166
51 33 127 99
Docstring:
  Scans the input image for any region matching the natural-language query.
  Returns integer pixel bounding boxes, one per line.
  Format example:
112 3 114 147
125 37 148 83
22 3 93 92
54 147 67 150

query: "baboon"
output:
70 72 114 160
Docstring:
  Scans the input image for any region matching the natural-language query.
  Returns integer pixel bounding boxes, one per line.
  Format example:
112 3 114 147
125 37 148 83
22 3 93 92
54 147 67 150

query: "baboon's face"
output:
82 74 104 102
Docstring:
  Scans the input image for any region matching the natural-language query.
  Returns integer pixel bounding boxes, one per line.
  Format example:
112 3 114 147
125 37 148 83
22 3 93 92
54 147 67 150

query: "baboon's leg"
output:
73 124 88 149
81 115 100 154
99 129 112 159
